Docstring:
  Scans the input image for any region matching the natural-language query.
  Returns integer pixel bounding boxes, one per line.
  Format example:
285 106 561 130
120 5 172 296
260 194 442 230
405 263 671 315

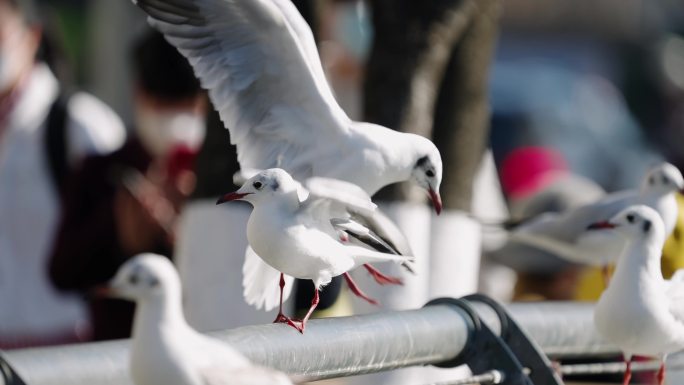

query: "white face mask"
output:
134 108 207 157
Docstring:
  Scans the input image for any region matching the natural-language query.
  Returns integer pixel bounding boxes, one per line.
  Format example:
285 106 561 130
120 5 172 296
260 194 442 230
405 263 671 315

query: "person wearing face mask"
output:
0 0 126 349
49 29 206 341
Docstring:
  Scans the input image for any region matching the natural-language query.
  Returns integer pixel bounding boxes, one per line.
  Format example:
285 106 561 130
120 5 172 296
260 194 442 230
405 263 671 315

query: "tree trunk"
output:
365 0 501 211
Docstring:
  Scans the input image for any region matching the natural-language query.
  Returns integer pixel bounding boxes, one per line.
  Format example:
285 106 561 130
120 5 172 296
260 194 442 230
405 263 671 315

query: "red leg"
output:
363 264 403 286
623 356 633 385
657 361 665 385
272 274 300 330
343 272 380 306
297 288 320 334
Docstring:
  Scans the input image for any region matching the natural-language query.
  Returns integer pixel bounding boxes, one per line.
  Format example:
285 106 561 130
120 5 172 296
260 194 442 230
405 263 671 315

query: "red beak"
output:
216 192 251 205
587 221 617 230
429 188 442 215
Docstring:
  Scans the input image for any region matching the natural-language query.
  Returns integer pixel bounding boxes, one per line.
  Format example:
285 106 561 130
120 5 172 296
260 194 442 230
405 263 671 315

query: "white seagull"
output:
131 0 441 311
591 206 684 385
502 163 683 274
100 253 293 385
130 0 443 207
217 169 415 333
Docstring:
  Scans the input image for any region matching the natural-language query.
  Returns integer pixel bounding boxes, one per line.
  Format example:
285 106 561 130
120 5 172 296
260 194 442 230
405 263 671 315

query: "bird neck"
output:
612 238 664 289
374 133 417 185
132 290 190 341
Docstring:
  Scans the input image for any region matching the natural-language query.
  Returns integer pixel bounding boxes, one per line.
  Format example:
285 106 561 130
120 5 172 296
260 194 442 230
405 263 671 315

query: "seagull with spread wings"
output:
132 0 442 311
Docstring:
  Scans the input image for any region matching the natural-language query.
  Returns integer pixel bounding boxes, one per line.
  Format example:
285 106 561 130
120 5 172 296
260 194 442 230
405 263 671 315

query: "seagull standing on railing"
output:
591 206 684 385
99 253 293 385
131 0 442 312
217 169 415 333
498 163 683 281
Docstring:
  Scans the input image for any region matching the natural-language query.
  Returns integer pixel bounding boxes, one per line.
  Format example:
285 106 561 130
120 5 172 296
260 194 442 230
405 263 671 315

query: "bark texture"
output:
365 0 501 211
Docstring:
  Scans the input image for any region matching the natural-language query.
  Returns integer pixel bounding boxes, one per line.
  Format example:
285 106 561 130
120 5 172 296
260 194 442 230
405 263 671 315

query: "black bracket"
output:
426 297 533 385
0 353 27 385
462 294 564 385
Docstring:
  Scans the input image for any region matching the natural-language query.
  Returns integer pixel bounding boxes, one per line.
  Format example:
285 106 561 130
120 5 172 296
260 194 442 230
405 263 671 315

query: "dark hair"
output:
6 0 39 25
131 30 201 102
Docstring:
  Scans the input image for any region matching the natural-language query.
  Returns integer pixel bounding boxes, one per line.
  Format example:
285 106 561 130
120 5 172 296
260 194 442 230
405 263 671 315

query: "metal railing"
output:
0 299 628 385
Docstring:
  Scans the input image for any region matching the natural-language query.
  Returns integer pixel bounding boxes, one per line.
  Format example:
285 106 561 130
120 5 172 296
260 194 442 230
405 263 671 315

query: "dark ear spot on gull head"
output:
643 220 651 233
416 155 429 168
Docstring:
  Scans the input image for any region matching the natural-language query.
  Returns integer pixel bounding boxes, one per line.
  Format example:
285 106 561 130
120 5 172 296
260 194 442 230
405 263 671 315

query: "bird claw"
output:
273 313 306 333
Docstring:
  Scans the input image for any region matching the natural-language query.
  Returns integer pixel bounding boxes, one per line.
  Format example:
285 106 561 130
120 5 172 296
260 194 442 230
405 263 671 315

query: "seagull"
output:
591 205 684 385
99 253 293 385
217 169 415 333
131 0 441 313
131 0 443 209
500 163 683 273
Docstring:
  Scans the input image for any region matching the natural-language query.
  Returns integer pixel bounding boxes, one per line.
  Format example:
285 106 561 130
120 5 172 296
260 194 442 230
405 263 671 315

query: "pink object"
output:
500 147 568 199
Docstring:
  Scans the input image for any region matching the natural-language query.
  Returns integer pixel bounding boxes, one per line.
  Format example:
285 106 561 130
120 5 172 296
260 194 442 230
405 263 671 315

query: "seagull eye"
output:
649 176 655 185
129 273 139 285
626 214 635 223
662 176 669 185
253 181 263 190
426 170 435 178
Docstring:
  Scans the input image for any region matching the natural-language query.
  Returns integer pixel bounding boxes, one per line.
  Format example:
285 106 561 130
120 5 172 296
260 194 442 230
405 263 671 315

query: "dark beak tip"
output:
435 203 442 215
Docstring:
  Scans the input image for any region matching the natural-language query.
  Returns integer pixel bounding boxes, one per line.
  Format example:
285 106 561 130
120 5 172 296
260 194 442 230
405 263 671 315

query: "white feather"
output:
242 246 293 311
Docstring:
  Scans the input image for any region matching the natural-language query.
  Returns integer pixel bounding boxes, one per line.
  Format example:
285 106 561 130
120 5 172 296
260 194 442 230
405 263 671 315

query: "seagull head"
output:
95 253 178 302
409 135 443 214
216 168 303 206
641 162 684 195
587 205 665 244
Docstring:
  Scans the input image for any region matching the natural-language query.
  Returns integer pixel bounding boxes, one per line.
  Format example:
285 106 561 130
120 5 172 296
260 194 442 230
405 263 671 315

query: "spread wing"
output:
133 0 350 179
242 246 294 311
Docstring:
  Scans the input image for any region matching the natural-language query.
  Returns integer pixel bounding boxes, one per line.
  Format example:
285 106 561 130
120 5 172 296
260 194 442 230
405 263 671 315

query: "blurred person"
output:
49 30 206 341
0 0 126 349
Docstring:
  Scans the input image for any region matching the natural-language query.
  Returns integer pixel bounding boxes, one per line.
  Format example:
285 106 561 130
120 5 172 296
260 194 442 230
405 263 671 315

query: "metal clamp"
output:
0 353 27 385
426 297 533 385
463 294 564 385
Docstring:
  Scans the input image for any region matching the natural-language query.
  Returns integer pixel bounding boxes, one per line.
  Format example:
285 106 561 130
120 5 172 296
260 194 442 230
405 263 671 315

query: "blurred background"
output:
2 0 684 383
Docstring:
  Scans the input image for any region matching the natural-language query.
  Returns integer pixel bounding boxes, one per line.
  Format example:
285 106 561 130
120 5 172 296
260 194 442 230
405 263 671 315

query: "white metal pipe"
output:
1 301 618 384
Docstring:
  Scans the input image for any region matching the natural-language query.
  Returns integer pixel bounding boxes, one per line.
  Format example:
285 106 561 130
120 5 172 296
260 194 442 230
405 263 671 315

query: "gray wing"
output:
302 176 377 218
302 177 414 271
498 189 638 266
133 0 350 178
513 189 638 243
